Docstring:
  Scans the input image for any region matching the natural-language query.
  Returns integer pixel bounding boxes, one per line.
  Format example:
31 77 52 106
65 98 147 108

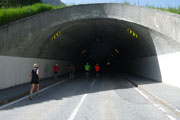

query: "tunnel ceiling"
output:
40 18 157 61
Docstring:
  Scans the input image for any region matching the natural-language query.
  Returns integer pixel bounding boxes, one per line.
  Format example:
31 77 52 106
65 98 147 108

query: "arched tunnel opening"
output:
42 18 162 81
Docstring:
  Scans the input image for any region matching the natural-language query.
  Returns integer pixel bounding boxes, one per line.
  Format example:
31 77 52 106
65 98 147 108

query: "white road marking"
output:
90 79 97 87
68 78 96 119
159 107 166 112
167 115 176 120
128 82 177 119
134 87 149 100
175 109 180 113
0 79 68 110
68 94 88 120
153 104 159 107
128 82 148 100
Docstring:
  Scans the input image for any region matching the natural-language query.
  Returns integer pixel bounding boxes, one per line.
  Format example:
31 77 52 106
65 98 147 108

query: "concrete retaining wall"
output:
0 56 70 90
158 52 180 88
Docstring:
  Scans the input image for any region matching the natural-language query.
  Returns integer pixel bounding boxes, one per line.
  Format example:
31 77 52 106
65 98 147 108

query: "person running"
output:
29 63 40 100
53 64 59 79
85 63 90 78
69 64 75 79
95 64 100 78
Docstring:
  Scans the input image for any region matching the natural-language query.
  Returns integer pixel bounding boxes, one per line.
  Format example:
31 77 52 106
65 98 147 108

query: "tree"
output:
0 0 42 8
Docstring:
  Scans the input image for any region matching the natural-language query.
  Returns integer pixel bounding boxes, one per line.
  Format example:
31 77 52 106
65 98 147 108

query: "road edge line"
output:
128 79 180 118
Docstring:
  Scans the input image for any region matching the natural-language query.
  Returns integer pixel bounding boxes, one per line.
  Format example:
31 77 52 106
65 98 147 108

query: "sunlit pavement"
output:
0 74 179 120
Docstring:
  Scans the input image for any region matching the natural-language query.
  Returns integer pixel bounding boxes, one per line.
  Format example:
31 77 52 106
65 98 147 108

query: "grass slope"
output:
0 2 180 26
0 3 65 25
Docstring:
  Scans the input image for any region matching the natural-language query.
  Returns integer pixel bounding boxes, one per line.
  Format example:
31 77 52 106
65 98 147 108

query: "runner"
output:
29 63 40 100
53 64 59 79
85 63 90 78
69 64 75 79
95 64 100 78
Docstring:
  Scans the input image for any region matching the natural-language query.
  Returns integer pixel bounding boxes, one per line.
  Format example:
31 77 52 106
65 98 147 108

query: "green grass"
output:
0 3 65 25
121 1 180 15
0 2 180 26
148 6 180 15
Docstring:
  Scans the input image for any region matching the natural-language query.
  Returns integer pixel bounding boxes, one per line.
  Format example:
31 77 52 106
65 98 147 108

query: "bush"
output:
0 3 56 25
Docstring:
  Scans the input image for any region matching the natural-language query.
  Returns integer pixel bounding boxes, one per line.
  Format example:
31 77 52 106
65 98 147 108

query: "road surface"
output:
0 74 178 120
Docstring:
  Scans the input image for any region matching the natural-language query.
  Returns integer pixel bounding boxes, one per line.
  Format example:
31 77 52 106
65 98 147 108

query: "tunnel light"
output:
114 49 120 54
127 28 138 38
51 31 61 40
81 50 86 54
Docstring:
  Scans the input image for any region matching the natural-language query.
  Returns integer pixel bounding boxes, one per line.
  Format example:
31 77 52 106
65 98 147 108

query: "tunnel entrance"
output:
2 3 180 89
43 18 162 81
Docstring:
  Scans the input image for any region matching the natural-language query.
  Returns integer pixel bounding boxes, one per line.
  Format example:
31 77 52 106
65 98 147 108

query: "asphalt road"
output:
0 74 177 120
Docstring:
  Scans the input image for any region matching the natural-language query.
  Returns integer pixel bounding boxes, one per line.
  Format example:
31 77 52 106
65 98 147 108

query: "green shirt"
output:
85 64 90 71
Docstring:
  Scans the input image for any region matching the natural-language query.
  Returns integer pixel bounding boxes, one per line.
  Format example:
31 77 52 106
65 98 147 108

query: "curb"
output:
0 81 60 107
0 74 82 108
128 79 180 118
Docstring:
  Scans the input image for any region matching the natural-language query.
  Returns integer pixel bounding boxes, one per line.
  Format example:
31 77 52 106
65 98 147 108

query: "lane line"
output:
167 115 176 120
90 79 97 87
126 76 180 117
0 79 68 110
68 78 96 120
128 82 148 100
68 94 88 120
128 81 177 119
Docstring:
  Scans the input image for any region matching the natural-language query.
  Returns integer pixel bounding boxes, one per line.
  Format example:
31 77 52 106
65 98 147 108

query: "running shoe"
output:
36 93 40 97
29 96 32 100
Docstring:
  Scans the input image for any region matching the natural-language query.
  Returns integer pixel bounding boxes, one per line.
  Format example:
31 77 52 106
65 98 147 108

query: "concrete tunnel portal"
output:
1 3 180 89
46 18 159 73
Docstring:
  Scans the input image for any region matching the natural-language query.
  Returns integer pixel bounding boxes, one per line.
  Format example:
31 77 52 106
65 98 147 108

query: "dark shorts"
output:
96 71 99 73
54 72 58 74
31 79 39 84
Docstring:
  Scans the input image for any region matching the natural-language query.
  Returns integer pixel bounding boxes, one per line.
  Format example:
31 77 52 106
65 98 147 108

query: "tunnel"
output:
43 18 160 75
0 3 180 89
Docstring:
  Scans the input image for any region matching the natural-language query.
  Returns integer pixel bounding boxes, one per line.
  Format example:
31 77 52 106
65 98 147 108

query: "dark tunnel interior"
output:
41 18 161 81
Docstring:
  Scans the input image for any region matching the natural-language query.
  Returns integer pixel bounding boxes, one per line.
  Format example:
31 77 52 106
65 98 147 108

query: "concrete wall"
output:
127 56 162 82
158 52 180 88
128 53 180 88
0 56 70 90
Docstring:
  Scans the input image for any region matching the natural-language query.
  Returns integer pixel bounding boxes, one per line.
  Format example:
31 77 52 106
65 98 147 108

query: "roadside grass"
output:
0 3 65 25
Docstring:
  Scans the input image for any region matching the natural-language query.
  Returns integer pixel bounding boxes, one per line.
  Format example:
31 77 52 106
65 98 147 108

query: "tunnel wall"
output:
127 54 180 88
0 56 70 90
158 53 180 88
126 28 180 87
127 56 162 82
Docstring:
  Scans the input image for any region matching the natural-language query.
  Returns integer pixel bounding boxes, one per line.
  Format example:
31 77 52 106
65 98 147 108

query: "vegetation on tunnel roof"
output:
0 3 65 26
122 2 180 15
0 1 180 26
